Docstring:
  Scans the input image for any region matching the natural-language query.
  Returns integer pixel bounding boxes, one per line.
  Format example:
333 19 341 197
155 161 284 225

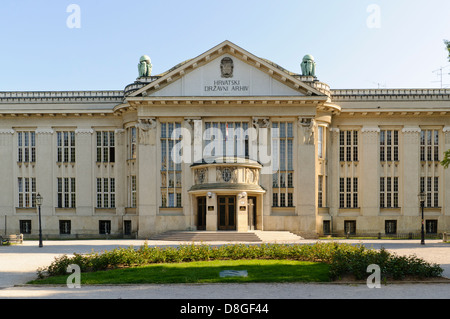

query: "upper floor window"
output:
96 131 115 162
420 130 439 161
128 127 137 160
17 131 36 162
57 131 75 162
380 130 399 162
204 121 249 159
18 177 36 208
339 130 358 162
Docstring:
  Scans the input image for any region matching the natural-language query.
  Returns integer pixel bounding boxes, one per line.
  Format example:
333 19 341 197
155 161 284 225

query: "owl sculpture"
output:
301 55 316 77
138 55 152 77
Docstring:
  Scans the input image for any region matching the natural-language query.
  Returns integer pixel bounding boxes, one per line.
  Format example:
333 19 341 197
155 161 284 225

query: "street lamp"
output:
418 192 425 245
36 193 43 248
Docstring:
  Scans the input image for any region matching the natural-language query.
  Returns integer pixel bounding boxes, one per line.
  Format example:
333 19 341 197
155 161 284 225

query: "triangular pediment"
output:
129 41 326 98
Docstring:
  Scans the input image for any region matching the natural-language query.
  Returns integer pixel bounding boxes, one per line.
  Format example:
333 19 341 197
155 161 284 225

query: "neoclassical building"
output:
1 41 449 239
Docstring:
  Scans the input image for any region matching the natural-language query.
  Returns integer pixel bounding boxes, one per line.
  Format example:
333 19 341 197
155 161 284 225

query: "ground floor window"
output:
385 220 397 234
99 220 111 235
59 220 71 235
323 220 331 235
344 220 356 235
19 220 32 234
124 220 132 235
426 220 438 234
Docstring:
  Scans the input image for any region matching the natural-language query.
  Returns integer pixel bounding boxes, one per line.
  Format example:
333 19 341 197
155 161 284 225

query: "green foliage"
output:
36 241 443 281
441 149 450 169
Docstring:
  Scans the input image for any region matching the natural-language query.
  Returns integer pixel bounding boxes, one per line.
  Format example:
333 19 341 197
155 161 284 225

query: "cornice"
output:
0 91 123 104
332 88 450 102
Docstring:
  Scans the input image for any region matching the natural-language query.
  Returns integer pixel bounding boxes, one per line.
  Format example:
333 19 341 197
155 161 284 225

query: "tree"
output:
442 41 450 169
445 39 450 61
442 150 450 169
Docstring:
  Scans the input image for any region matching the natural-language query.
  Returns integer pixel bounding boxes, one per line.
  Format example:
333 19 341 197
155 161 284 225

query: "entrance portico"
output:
189 158 265 232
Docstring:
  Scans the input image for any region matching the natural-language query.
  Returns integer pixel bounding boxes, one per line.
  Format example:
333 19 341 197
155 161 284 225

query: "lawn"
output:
29 259 330 285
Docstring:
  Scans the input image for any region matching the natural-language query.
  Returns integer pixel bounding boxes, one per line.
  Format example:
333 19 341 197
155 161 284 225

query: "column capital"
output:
402 127 421 134
75 128 94 135
35 128 54 134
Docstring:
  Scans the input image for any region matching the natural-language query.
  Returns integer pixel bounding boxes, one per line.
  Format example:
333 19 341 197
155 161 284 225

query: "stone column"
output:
328 128 340 224
206 192 217 231
402 127 421 220
75 128 94 216
114 129 126 215
236 192 248 232
360 127 380 218
136 119 157 238
296 117 316 233
184 118 200 229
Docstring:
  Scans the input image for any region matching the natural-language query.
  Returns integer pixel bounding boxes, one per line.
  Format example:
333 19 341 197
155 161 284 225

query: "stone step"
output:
252 231 304 243
150 230 303 243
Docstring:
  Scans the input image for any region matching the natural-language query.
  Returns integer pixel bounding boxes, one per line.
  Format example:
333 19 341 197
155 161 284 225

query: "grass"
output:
29 259 330 285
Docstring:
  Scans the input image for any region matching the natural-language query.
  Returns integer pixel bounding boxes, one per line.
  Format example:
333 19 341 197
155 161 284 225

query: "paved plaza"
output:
0 239 449 299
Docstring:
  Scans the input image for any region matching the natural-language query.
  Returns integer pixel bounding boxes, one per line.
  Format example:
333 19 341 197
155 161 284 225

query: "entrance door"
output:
197 196 206 230
218 196 236 230
248 196 257 230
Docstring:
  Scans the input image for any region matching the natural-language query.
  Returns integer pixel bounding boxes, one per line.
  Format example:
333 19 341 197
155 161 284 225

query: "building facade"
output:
1 41 450 239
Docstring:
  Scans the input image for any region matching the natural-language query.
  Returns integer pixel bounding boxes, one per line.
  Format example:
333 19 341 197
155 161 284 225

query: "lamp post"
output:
36 193 43 248
418 192 425 245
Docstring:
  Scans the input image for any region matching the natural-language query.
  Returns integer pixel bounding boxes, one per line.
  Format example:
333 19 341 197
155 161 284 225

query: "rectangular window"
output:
323 220 331 235
57 131 75 162
420 176 438 208
129 175 137 208
96 178 115 208
339 177 358 208
380 177 399 208
317 126 324 159
20 220 32 234
99 220 111 235
57 177 76 208
17 131 36 162
124 220 132 236
96 131 115 163
318 175 323 208
385 220 397 235
18 177 36 208
161 122 182 208
128 127 137 160
204 121 250 158
344 220 356 235
272 122 294 207
420 130 439 162
59 220 71 235
426 220 438 234
380 130 399 161
339 130 358 162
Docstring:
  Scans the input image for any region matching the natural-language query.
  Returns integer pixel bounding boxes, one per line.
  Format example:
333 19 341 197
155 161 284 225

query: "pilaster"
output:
75 128 94 216
360 127 380 216
402 127 421 216
0 130 15 220
136 118 157 237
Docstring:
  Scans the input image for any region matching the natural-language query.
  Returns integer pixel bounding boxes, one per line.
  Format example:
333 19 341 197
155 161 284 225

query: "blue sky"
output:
0 0 449 91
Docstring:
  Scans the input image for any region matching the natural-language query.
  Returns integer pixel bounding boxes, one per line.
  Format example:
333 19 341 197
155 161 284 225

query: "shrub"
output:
37 242 443 281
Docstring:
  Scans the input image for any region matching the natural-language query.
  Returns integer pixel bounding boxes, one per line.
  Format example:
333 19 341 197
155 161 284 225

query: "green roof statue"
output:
138 55 152 77
301 54 316 77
